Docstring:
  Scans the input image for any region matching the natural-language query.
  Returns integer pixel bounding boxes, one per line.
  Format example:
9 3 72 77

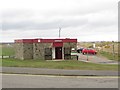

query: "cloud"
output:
1 0 118 42
2 9 117 30
2 16 88 30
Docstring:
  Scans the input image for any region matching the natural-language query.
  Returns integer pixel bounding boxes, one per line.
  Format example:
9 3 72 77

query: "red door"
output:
55 47 62 59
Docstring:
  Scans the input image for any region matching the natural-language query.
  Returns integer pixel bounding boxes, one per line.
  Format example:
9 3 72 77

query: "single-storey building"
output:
15 38 77 60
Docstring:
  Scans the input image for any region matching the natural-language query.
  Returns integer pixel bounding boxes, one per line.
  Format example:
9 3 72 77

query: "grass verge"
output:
98 51 119 61
1 58 118 71
1 47 15 56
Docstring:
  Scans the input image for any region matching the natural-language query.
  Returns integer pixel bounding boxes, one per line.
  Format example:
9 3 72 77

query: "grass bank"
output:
98 51 119 61
1 58 118 71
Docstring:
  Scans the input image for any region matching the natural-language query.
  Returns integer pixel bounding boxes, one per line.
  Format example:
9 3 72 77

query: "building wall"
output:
15 41 77 60
15 42 24 60
63 42 77 48
33 43 52 60
15 43 33 60
63 42 77 60
23 43 33 59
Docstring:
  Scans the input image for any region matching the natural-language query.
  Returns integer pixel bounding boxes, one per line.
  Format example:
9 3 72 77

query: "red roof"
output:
15 38 77 43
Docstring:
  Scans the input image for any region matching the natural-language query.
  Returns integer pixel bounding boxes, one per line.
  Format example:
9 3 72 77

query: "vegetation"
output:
2 47 15 56
1 58 118 71
0 43 119 71
0 45 15 56
78 41 119 61
97 51 119 61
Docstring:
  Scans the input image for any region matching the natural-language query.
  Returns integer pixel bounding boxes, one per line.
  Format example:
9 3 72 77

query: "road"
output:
2 67 118 76
2 74 118 88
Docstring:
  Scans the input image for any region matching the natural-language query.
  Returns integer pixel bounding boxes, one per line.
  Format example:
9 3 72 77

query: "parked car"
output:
82 48 97 55
77 48 84 53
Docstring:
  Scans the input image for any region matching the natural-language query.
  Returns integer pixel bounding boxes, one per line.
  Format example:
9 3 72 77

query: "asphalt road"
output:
2 67 118 76
2 74 118 88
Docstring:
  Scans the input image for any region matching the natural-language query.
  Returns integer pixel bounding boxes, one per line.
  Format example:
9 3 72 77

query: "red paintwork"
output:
33 39 77 43
53 42 63 47
15 38 77 43
82 48 97 54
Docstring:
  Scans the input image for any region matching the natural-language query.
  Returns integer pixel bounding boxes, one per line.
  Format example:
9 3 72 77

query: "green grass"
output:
98 51 119 61
1 58 118 71
0 46 15 56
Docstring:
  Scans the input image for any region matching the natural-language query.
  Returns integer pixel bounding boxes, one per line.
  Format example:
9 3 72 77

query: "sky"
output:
0 0 119 42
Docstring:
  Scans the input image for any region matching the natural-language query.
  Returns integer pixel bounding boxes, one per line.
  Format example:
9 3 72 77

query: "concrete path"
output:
78 54 118 64
1 67 118 76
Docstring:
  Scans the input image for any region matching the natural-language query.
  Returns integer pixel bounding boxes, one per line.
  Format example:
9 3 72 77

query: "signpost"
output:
59 27 61 38
112 41 115 60
87 48 88 61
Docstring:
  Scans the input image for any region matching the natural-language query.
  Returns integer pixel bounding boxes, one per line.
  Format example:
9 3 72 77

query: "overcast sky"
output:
0 0 118 42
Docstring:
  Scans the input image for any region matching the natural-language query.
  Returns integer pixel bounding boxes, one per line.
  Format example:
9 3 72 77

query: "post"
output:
112 41 115 60
77 55 78 61
87 48 88 61
2 55 3 59
59 27 61 38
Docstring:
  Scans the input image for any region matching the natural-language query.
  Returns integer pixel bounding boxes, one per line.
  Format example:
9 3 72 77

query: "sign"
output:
71 52 78 55
53 42 63 47
54 40 62 42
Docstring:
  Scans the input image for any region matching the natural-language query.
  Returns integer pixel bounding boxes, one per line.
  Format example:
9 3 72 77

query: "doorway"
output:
55 47 62 59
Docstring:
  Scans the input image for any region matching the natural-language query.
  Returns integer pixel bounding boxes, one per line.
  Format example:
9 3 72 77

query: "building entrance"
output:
55 47 62 59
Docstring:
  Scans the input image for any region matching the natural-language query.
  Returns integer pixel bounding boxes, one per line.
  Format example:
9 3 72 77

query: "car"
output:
82 48 97 55
77 48 84 53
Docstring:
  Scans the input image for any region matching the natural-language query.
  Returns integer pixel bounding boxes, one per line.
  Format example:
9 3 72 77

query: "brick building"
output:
15 38 77 60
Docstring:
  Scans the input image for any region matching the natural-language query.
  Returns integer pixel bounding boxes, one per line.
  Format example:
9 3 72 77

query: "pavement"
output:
2 74 118 88
1 67 118 76
78 54 118 64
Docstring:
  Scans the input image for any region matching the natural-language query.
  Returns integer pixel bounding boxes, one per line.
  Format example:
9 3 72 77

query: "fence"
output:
0 55 15 59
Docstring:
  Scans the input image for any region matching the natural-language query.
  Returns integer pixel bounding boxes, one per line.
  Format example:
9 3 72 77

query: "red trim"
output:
34 39 77 43
15 38 77 43
53 42 63 47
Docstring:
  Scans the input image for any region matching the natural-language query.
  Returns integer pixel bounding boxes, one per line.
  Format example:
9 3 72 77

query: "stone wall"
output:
63 42 77 60
33 43 52 60
23 43 33 59
15 42 77 60
15 42 24 60
63 42 77 48
15 43 33 60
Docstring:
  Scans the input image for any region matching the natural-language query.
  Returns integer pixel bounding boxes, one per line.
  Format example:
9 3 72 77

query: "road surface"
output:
2 74 118 88
2 67 118 76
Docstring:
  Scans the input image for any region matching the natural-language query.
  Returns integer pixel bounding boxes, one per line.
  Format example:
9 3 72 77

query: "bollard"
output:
77 55 78 60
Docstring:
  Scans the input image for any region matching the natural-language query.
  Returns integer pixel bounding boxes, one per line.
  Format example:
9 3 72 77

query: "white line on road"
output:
1 73 119 79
